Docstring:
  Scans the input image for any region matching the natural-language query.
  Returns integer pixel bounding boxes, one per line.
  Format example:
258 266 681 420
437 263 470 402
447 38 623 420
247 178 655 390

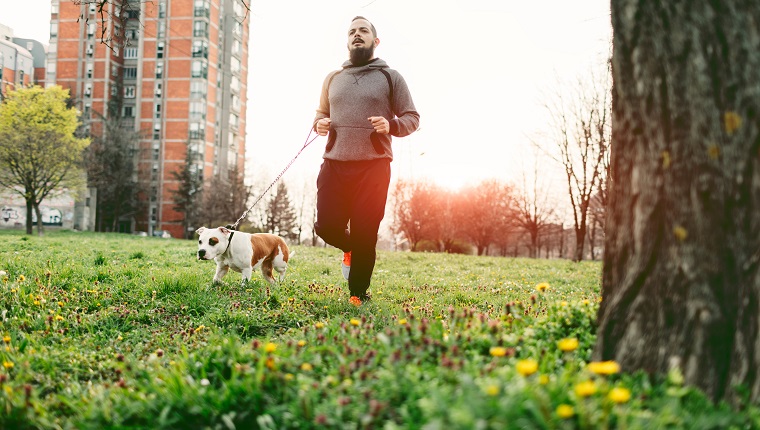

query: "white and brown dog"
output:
196 226 291 285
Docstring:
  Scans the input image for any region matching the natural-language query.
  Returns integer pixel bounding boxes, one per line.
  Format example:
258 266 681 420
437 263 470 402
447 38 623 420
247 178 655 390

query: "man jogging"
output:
313 16 420 305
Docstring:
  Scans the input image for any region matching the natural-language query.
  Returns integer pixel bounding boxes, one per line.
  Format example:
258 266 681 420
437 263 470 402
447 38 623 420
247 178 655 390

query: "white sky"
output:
4 0 611 197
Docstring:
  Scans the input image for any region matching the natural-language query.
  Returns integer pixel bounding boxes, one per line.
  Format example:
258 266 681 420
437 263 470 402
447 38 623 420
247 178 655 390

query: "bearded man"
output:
313 16 420 305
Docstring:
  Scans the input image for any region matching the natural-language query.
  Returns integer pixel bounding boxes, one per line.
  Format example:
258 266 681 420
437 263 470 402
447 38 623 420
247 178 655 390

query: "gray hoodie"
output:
314 58 420 161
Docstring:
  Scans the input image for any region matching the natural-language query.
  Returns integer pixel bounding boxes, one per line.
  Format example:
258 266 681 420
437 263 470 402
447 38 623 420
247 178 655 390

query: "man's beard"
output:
349 44 375 66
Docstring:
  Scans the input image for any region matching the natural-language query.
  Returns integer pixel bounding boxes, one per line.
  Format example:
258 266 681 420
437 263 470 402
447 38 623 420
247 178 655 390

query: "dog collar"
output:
223 231 235 256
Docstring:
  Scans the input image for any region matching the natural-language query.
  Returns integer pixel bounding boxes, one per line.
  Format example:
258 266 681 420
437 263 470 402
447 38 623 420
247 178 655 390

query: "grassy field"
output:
0 230 756 429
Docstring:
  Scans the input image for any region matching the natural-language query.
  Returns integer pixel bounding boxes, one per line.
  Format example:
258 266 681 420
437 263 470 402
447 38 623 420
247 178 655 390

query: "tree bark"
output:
595 0 760 403
25 199 33 235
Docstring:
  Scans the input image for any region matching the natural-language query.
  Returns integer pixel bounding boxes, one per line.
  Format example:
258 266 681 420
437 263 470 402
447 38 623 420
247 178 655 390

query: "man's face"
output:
347 19 377 62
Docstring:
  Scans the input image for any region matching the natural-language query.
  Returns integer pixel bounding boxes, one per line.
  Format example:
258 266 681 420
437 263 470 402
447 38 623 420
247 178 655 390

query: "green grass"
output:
0 230 756 429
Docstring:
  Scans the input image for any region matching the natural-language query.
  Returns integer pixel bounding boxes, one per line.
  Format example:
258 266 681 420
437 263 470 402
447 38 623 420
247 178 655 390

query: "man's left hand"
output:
368 116 390 134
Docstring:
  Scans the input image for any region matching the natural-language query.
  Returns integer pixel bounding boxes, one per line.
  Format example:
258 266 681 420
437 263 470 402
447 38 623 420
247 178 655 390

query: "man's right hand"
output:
316 118 332 136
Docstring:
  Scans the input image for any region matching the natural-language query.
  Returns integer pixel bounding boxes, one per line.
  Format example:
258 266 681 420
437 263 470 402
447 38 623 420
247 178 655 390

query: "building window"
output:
123 106 134 117
191 60 207 78
194 0 210 17
88 23 96 38
123 67 137 79
124 86 136 98
86 62 94 79
193 21 208 37
86 44 94 56
126 28 138 40
158 1 166 18
189 122 204 139
153 123 161 140
192 40 208 58
157 42 165 58
154 103 162 119
157 22 165 38
50 22 58 38
124 47 138 59
51 1 59 14
190 80 206 98
189 101 206 120
155 61 164 79
155 82 162 97
84 84 92 97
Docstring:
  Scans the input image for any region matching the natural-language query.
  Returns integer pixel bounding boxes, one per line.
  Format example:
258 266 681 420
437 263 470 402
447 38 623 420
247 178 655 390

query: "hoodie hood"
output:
341 58 388 69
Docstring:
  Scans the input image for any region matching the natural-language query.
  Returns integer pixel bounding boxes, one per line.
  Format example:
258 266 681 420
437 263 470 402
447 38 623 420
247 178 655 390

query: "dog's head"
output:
195 226 232 260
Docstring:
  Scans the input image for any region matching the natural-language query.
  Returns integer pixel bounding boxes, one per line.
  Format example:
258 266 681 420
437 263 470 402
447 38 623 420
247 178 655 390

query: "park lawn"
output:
0 230 756 429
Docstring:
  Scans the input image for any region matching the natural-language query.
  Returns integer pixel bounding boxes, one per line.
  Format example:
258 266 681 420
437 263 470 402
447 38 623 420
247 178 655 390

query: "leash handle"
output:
229 128 319 230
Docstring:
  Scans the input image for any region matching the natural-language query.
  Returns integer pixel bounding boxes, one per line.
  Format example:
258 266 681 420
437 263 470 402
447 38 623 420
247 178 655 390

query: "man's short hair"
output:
352 16 377 38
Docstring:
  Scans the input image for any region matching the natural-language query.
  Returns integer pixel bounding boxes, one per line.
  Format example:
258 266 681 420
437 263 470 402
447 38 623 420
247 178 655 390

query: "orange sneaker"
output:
342 251 351 280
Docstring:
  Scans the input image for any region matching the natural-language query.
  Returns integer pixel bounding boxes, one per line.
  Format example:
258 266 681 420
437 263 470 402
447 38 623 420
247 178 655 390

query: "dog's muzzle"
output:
198 249 207 260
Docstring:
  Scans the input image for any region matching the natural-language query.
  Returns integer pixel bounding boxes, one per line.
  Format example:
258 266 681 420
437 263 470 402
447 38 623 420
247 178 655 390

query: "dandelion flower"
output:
55 315 64 321
484 385 499 396
301 363 313 371
608 387 631 404
724 111 742 135
297 340 307 347
574 380 597 398
17 275 25 282
315 322 325 329
2 336 10 344
398 318 407 325
516 359 539 376
489 346 508 357
587 361 620 375
2 361 14 369
558 338 579 352
535 282 550 292
350 318 360 326
556 404 575 418
264 342 277 353
539 375 549 385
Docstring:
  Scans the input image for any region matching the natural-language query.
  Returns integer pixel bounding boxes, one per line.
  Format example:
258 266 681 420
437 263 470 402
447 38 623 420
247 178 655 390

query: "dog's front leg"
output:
240 267 253 283
214 263 229 283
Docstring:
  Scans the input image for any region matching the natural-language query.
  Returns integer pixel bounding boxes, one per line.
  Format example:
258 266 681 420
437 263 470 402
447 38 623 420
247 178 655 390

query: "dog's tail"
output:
288 249 296 259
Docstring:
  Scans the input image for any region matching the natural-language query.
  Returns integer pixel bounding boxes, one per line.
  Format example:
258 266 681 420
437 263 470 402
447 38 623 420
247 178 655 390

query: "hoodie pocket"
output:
370 131 385 155
325 126 337 152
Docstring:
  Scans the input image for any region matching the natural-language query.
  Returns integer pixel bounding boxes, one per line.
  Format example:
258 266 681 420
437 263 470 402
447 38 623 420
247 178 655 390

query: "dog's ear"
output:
219 226 230 236
195 227 207 236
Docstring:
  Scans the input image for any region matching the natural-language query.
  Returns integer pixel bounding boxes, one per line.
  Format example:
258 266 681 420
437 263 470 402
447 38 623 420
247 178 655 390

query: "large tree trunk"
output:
33 203 44 236
25 199 33 235
595 1 760 403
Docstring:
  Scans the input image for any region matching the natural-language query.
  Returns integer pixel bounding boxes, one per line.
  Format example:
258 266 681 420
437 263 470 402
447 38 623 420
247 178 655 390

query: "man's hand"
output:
316 118 332 136
368 116 390 134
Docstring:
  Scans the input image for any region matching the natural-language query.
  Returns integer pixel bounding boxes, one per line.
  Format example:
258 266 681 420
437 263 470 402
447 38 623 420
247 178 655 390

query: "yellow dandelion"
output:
574 380 597 398
284 373 294 381
587 360 621 375
707 144 720 160
608 387 632 404
300 363 313 372
33 300 40 306
264 342 277 353
58 301 64 307
539 374 550 385
315 322 325 329
55 315 64 321
535 282 550 292
661 151 671 168
516 359 539 376
724 111 742 135
489 346 508 357
556 404 575 419
350 318 360 326
484 385 499 396
297 340 307 347
560 301 568 307
398 318 408 325
2 361 14 369
673 225 688 242
265 357 275 370
557 338 579 352
2 336 10 344
582 299 590 305
17 275 25 282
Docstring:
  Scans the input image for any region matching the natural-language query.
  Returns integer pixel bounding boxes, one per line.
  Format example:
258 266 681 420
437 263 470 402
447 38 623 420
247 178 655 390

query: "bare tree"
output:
514 154 556 258
459 179 515 256
392 180 442 251
543 64 611 261
595 1 760 404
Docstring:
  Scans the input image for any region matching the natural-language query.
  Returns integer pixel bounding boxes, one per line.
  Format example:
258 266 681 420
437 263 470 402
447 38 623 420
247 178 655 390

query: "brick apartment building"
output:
0 23 44 99
48 0 249 237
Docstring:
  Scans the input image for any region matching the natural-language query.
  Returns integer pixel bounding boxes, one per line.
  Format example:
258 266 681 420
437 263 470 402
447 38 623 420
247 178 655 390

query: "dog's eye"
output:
198 240 202 244
209 238 218 246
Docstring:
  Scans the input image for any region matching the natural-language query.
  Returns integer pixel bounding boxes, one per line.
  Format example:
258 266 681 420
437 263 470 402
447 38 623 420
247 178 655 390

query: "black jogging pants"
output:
314 158 391 298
